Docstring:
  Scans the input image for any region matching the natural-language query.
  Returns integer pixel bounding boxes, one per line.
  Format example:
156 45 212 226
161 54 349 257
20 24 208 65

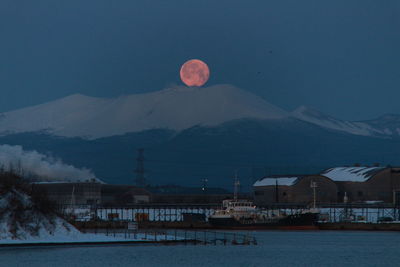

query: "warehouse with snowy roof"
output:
253 166 400 205
253 174 337 205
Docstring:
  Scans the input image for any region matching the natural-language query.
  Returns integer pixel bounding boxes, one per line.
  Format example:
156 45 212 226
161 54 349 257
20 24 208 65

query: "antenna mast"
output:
135 148 146 187
233 172 240 201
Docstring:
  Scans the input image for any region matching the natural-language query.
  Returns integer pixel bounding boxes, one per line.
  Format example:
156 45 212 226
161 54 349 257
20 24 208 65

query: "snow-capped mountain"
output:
0 85 288 139
360 114 400 137
1 89 400 186
1 84 400 140
291 106 400 138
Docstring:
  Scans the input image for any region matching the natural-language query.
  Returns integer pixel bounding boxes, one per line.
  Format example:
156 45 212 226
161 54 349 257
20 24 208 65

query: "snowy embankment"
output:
0 173 179 246
0 228 181 245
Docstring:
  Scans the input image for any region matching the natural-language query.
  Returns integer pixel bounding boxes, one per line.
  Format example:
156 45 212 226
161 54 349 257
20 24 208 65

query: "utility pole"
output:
310 181 318 209
134 148 146 187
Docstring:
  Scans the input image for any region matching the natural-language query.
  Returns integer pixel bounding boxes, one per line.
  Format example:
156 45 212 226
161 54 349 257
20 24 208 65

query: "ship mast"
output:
233 172 240 201
71 186 76 207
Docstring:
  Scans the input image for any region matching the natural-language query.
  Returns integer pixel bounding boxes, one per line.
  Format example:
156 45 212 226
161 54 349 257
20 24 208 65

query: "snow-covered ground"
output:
0 180 183 245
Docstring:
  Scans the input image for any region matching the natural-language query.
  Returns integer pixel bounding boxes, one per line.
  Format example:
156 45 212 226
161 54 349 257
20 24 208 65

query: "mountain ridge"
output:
291 105 400 138
1 85 400 139
0 85 288 139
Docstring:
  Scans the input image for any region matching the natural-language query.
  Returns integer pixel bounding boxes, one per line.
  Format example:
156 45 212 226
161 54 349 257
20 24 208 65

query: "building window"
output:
282 192 287 196
358 191 363 197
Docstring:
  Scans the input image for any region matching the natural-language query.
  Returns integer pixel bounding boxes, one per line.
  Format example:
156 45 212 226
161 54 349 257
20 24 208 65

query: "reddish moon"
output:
180 59 210 87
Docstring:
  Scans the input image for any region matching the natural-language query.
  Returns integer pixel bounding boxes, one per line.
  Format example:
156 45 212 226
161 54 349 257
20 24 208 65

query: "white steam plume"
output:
0 144 100 183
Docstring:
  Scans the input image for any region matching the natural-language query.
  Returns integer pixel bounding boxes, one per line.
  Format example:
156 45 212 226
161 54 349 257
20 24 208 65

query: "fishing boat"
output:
208 178 319 229
208 199 319 230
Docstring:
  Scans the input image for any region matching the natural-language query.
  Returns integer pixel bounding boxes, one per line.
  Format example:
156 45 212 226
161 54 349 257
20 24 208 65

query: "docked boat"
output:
208 199 320 230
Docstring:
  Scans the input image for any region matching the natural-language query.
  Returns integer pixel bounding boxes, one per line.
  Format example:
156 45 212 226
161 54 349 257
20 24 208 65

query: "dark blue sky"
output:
0 0 399 120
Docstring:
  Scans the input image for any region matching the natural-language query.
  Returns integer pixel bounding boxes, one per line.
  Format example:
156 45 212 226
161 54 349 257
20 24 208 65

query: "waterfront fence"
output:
57 203 400 224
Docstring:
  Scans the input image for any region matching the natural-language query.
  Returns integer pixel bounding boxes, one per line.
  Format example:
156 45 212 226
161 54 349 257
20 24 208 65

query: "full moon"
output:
180 59 210 87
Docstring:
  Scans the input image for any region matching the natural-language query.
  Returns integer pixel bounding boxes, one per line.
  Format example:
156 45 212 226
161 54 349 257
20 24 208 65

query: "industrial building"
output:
322 166 400 204
253 174 337 205
253 166 400 205
33 183 151 205
32 182 233 206
147 185 233 204
101 184 151 205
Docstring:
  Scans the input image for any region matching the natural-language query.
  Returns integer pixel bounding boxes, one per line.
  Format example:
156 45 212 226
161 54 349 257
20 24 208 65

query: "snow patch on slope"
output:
292 106 383 137
358 114 400 138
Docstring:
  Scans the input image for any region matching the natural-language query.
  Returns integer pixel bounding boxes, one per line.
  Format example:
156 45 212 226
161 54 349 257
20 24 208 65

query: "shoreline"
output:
0 239 196 248
135 221 400 231
71 220 400 233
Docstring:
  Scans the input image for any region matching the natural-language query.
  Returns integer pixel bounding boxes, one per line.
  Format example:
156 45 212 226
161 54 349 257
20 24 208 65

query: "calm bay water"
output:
1 231 399 267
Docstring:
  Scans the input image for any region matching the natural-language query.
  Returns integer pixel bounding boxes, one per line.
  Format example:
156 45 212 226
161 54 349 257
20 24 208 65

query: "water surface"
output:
1 231 399 267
